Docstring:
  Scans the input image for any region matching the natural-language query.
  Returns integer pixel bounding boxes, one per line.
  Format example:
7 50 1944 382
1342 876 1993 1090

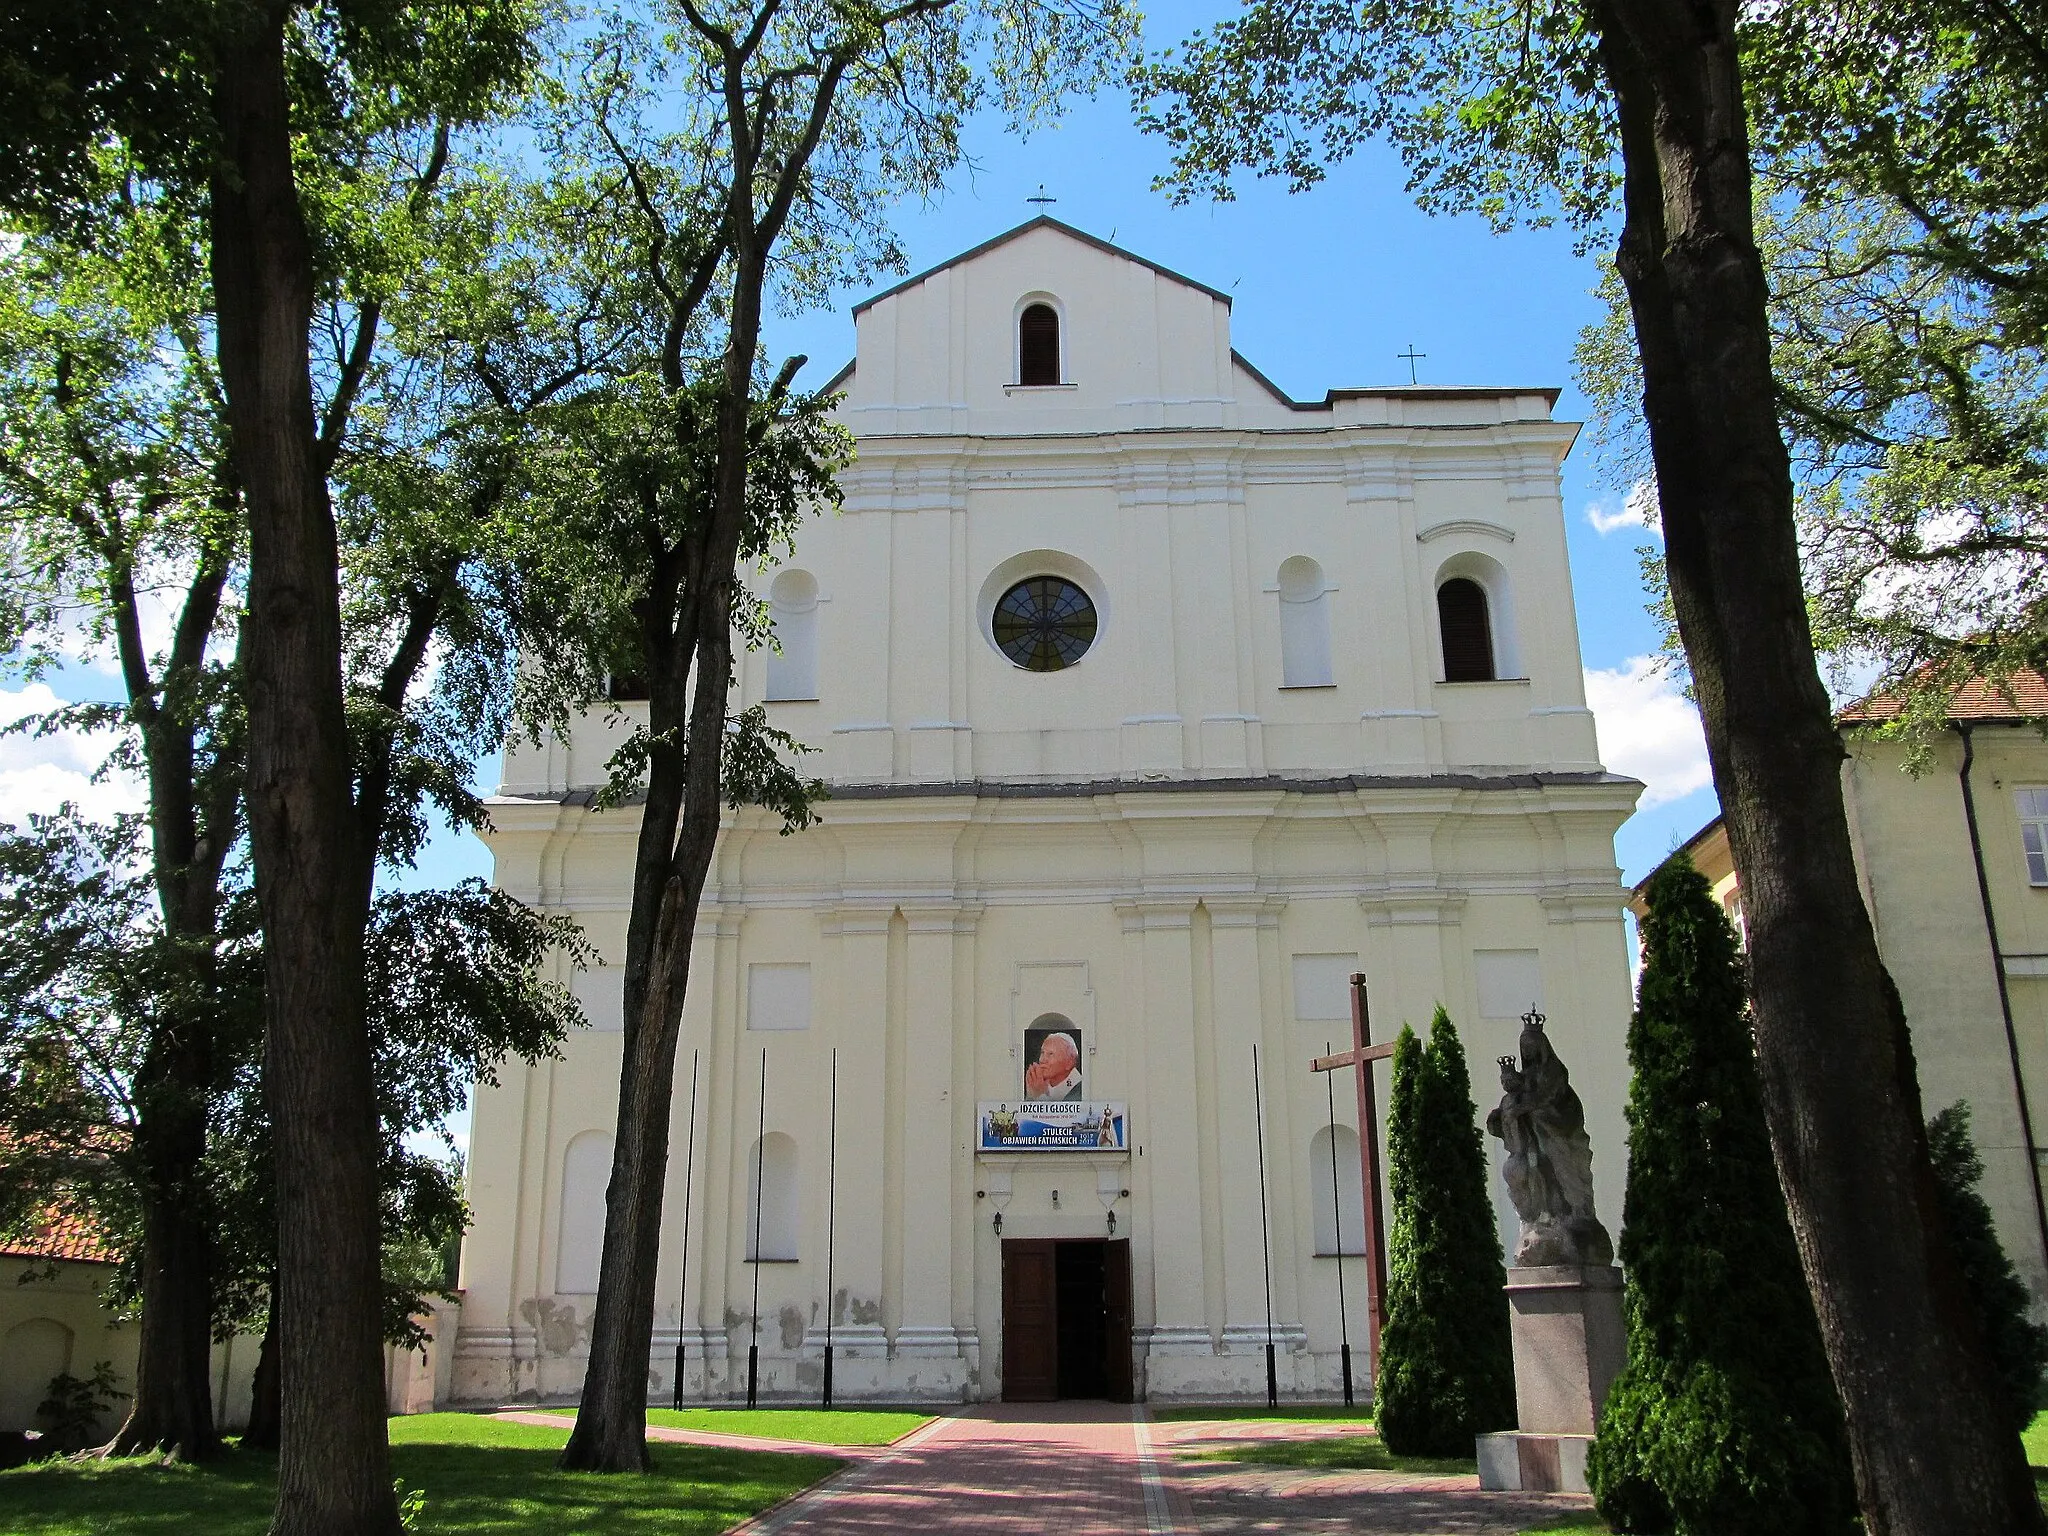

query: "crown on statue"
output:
1521 1006 1547 1029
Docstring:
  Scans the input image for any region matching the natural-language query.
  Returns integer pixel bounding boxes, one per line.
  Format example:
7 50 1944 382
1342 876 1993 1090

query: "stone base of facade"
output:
1138 1323 1315 1401
450 1320 982 1405
452 1316 1388 1407
1477 1432 1593 1493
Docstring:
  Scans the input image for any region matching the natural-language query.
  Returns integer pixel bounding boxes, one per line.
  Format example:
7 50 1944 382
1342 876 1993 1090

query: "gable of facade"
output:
507 219 1608 799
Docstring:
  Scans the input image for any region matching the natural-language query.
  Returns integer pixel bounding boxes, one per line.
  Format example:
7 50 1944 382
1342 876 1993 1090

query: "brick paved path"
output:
734 1404 1170 1536
1169 1456 1586 1536
1156 1417 1588 1536
723 1405 1589 1536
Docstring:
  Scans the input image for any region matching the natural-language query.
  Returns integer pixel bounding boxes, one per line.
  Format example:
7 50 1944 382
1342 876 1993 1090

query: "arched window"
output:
766 569 819 701
556 1130 611 1294
747 1132 800 1262
1437 577 1497 682
1309 1125 1366 1256
1018 303 1060 385
1 1318 74 1431
1277 556 1333 687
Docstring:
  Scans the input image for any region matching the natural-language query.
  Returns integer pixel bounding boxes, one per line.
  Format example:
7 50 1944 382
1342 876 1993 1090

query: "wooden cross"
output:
1311 973 1393 1378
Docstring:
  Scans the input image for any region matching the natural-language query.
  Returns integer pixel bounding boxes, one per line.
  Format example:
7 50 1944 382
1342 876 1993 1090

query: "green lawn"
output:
517 1406 933 1447
1177 1425 1474 1477
0 1412 841 1536
641 1407 931 1446
1152 1404 1377 1423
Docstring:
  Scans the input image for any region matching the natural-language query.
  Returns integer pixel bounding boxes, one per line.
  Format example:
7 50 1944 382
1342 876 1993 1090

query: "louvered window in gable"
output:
1437 577 1496 682
1018 304 1060 385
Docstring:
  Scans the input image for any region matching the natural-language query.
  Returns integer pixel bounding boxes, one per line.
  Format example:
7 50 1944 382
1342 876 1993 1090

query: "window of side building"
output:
2019 787 2048 886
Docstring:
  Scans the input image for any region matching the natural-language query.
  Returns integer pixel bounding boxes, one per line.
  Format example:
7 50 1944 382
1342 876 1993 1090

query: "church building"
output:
453 218 1643 1405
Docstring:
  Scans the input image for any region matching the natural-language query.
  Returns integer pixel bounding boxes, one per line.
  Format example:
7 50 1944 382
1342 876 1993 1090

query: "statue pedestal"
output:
1477 1264 1625 1494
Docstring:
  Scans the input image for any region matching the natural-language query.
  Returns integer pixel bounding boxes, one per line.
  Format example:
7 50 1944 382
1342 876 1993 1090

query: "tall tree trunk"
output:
1590 2 2045 1530
243 1317 282 1451
108 1082 219 1459
210 10 396 1533
559 16 846 1462
559 585 737 1472
559 269 766 1476
103 507 240 1463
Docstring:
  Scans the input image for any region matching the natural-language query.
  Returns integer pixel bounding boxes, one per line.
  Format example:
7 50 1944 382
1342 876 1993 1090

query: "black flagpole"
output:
748 1046 766 1408
1325 1041 1353 1407
1253 1043 1279 1408
673 1050 700 1411
822 1048 839 1407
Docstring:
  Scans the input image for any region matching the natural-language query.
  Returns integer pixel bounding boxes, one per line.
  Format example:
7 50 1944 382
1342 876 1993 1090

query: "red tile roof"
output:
0 1209 116 1265
1840 669 2048 724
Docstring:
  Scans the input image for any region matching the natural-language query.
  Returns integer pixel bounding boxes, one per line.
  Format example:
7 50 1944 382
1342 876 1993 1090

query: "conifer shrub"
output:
1926 1101 2048 1432
1376 1006 1517 1456
1588 854 1855 1535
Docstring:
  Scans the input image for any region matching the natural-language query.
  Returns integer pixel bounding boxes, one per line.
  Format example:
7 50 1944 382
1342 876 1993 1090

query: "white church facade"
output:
453 218 1643 1404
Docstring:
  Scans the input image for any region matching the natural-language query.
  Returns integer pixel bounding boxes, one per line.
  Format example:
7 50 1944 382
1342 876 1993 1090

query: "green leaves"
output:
723 705 825 834
1376 1007 1515 1458
364 879 588 1137
1132 0 1614 239
1140 0 2048 744
1589 855 1854 1535
1555 0 2048 741
1925 1102 2048 1436
0 0 537 231
0 185 232 683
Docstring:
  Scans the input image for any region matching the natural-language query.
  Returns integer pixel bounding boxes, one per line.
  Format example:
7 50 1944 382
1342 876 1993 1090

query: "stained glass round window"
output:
993 577 1098 671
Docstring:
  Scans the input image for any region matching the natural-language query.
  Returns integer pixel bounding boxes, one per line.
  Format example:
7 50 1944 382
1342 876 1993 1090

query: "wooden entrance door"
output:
1103 1238 1134 1402
1001 1239 1058 1401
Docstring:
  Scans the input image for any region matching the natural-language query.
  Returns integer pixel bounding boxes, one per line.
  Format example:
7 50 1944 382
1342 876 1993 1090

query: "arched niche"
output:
1276 555 1334 687
746 1131 800 1262
0 1317 74 1430
1309 1124 1367 1256
556 1129 612 1294
766 568 820 701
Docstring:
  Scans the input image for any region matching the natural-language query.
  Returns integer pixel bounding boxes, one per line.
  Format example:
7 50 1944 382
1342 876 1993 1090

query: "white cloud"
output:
1585 655 1713 808
1585 479 1662 538
0 681 146 824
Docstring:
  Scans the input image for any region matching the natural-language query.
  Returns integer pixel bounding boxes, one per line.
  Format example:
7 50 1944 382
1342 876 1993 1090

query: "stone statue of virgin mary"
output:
1486 1009 1613 1268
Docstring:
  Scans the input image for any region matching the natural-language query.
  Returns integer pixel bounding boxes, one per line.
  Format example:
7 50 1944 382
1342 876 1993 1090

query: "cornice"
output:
1358 877 1468 927
835 418 1580 465
1417 518 1516 544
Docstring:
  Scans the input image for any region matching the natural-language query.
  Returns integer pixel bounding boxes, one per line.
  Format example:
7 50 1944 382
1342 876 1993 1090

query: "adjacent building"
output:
1633 673 2048 1301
